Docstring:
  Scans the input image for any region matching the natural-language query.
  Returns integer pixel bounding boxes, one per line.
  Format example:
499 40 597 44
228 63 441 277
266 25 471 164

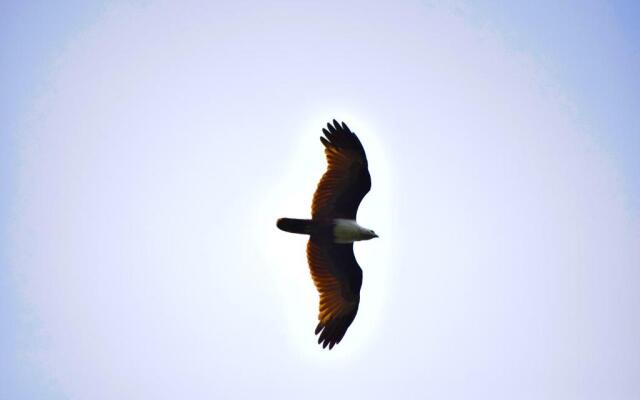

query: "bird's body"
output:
276 218 376 243
276 120 378 349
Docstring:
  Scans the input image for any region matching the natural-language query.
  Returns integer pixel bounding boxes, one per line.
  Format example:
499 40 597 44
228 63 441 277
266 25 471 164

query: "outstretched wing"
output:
312 120 371 220
307 237 362 349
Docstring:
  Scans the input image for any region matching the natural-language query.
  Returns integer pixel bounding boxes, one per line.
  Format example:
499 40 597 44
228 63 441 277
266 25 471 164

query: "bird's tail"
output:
277 218 313 235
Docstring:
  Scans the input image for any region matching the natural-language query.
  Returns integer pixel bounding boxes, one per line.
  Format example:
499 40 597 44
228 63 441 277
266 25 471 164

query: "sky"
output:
1 0 639 399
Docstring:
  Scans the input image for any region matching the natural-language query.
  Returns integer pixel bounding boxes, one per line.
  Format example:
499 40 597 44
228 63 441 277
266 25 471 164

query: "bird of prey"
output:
277 120 378 349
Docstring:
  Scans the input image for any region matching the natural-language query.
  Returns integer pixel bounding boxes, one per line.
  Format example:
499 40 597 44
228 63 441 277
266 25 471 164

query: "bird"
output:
276 119 378 349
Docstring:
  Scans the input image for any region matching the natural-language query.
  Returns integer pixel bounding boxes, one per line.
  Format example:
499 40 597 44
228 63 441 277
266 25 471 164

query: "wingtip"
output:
326 121 336 133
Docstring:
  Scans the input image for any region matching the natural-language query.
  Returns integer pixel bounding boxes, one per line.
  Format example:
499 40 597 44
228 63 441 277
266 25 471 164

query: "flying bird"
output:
277 120 378 349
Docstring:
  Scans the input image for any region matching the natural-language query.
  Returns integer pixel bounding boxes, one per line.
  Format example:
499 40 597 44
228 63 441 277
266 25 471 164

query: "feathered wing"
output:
312 120 371 220
307 238 362 349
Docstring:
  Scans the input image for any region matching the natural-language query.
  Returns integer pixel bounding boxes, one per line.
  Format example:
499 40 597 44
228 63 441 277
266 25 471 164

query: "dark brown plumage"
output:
277 120 374 349
313 121 371 220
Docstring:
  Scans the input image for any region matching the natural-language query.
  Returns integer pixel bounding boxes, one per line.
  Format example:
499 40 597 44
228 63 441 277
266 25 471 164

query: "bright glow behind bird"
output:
259 116 392 360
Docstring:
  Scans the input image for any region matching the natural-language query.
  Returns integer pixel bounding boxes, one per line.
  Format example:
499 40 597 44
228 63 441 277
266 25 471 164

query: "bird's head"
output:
363 229 379 240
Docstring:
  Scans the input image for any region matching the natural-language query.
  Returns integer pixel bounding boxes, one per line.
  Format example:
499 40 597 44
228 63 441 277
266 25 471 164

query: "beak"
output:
373 233 379 238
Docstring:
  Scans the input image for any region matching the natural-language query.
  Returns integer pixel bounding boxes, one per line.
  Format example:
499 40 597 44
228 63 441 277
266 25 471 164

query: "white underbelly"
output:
333 219 363 243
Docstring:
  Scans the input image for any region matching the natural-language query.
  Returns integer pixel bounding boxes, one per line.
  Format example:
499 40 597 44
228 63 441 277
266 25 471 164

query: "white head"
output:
333 219 379 243
360 227 379 240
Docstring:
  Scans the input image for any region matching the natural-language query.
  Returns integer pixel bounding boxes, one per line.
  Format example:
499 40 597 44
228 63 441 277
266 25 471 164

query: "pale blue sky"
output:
1 1 639 399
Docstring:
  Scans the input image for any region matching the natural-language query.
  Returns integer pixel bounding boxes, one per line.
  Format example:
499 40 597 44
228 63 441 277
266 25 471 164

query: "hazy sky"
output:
2 1 639 399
